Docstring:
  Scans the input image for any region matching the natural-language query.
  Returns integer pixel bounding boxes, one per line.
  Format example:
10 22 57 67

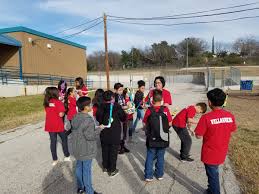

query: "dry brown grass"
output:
227 94 259 194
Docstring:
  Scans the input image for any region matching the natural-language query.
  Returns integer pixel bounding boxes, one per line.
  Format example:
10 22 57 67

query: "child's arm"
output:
59 112 65 117
194 116 207 139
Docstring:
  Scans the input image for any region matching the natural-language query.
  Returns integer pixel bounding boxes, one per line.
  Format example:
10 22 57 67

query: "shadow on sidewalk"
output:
124 133 205 194
42 161 76 194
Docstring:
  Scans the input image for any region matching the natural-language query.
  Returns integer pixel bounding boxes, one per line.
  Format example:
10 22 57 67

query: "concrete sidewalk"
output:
0 83 240 194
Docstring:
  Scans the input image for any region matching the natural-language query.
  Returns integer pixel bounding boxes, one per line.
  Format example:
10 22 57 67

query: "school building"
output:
0 26 87 79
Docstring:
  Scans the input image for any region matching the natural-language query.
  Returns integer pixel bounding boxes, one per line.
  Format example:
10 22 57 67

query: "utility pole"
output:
186 38 189 70
103 13 110 90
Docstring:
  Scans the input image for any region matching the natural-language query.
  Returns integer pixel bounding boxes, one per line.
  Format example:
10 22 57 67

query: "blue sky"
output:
0 0 259 54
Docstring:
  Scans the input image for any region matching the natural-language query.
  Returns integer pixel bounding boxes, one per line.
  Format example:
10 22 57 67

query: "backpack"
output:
146 106 170 148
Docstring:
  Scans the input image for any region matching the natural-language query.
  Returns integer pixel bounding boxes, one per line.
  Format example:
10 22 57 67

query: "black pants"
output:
101 143 119 172
173 126 192 159
49 132 70 161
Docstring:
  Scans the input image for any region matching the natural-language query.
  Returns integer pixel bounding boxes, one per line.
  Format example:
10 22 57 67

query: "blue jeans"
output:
133 109 144 130
144 147 166 179
205 164 220 194
76 160 94 194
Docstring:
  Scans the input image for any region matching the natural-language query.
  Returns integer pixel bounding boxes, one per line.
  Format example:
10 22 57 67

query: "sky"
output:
0 0 259 54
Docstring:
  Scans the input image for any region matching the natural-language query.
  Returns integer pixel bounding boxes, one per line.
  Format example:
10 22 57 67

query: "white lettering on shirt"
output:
49 103 55 107
210 117 233 125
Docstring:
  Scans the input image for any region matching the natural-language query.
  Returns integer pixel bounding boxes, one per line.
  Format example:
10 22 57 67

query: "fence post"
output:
38 73 40 85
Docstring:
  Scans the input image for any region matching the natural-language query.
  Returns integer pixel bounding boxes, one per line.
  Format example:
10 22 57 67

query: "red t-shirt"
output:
81 85 88 96
67 96 77 120
45 99 65 132
194 109 236 165
145 89 172 106
172 105 196 128
143 106 172 124
93 105 98 117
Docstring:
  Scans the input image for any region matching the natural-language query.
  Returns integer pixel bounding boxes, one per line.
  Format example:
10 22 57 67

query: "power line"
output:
109 15 259 26
107 2 259 20
62 20 103 39
54 17 102 35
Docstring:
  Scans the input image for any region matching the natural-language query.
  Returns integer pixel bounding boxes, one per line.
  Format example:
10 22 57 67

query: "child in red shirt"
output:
123 88 135 143
195 88 236 194
172 103 207 162
64 88 77 136
143 89 172 182
75 77 88 99
44 87 71 166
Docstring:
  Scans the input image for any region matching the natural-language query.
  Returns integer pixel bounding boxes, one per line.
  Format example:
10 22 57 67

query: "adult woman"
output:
145 76 172 107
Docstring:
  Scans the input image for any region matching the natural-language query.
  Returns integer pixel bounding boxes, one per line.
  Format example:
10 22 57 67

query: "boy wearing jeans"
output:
71 97 100 194
143 89 172 182
195 88 236 194
133 80 145 132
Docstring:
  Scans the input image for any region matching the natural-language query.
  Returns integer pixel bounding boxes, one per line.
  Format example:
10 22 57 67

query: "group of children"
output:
43 75 236 194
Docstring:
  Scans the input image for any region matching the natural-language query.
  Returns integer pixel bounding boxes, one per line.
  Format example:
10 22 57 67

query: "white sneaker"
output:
52 160 58 166
145 178 153 182
64 156 71 162
158 177 164 181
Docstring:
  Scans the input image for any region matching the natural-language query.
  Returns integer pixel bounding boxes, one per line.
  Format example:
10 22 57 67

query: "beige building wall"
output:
2 32 87 79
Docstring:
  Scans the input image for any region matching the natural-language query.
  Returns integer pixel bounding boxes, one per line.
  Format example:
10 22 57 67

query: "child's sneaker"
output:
64 156 71 162
180 157 194 162
124 146 130 153
145 178 153 182
102 168 108 174
109 169 119 177
52 160 58 166
157 177 164 181
118 148 125 155
77 188 84 193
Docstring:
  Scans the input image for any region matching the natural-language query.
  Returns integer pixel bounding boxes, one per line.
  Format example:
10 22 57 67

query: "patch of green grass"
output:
0 91 95 132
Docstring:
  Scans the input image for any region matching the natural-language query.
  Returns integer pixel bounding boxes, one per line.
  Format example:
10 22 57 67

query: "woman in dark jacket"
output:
96 90 126 177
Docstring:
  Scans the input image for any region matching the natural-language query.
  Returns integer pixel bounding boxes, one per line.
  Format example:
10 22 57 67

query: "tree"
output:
150 41 177 66
177 37 208 57
233 36 258 57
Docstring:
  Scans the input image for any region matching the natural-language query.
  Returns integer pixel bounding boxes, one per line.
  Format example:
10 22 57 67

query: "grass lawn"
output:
227 94 259 194
0 91 95 132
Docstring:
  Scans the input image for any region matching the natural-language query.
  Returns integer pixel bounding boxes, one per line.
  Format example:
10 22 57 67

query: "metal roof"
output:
0 34 22 47
0 26 86 50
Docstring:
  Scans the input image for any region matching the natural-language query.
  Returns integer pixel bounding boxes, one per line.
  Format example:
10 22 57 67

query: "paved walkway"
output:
0 83 240 194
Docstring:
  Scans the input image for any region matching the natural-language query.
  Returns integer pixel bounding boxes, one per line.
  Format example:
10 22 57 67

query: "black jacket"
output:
134 90 144 109
96 102 126 144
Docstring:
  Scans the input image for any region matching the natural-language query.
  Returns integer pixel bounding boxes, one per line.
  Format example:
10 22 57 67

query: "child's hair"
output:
123 88 128 98
196 102 207 113
137 80 145 88
153 89 163 102
92 88 104 106
43 87 59 107
103 90 114 102
114 82 123 90
154 76 165 88
75 77 84 89
57 80 67 94
207 88 226 107
76 96 91 112
64 87 74 113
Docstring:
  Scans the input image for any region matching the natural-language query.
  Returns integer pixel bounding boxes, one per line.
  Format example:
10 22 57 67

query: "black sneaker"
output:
109 169 119 177
94 191 101 194
124 146 130 153
77 188 84 193
102 168 108 173
180 157 194 162
118 149 125 155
